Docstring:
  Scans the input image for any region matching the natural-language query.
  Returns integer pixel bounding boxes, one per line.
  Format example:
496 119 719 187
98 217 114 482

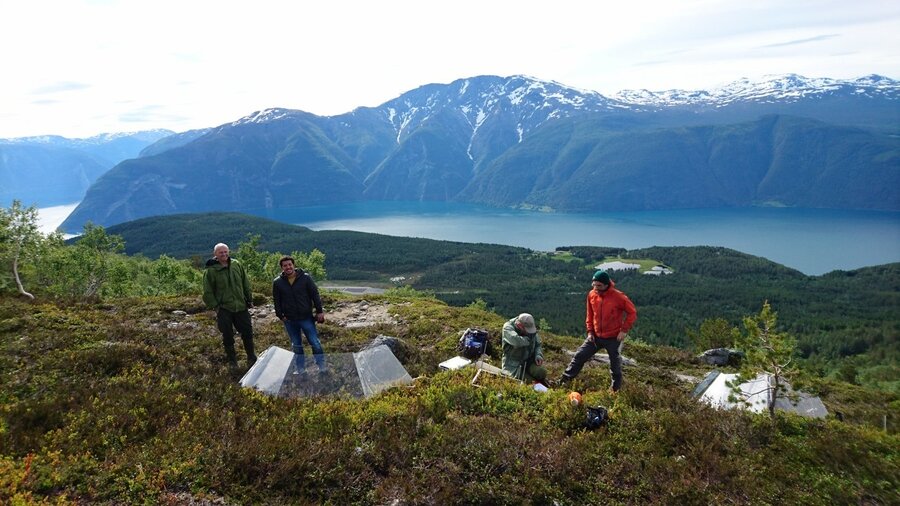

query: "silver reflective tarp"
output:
694 371 828 418
240 345 413 399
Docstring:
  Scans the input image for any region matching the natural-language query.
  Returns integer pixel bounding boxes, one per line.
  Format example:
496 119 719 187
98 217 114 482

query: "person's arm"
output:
585 292 595 338
241 265 253 308
618 294 637 341
272 280 284 320
202 271 217 309
308 277 324 323
306 274 325 316
534 333 544 365
501 322 531 347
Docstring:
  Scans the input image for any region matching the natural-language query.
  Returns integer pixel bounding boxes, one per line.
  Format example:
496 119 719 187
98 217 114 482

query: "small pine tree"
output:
538 317 553 332
467 298 489 311
687 317 740 352
730 301 797 418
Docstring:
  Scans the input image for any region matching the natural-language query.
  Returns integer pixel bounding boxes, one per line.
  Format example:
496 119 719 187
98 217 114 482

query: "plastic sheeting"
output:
693 371 828 418
239 345 413 399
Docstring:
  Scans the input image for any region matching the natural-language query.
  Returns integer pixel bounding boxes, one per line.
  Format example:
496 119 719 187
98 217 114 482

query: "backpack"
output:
458 327 489 360
585 405 609 430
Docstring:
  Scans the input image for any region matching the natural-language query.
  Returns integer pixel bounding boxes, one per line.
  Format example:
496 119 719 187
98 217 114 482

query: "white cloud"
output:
1 0 897 138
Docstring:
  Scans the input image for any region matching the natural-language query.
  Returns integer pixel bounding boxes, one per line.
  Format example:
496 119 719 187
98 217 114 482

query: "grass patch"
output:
1 293 897 504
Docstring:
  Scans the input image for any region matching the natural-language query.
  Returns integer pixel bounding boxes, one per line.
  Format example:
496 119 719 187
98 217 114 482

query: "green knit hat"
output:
592 270 611 284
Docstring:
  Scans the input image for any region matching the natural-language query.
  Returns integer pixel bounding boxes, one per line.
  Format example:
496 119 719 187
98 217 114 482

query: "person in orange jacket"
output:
558 270 637 391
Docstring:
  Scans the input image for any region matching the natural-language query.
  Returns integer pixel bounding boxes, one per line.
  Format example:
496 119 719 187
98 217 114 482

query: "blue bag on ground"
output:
458 328 489 360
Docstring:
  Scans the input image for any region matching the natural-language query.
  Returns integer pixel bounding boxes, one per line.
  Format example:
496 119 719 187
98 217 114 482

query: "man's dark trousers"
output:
217 308 256 365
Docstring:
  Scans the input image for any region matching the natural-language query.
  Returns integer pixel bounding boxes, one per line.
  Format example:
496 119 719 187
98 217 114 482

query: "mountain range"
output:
9 74 898 232
0 130 173 207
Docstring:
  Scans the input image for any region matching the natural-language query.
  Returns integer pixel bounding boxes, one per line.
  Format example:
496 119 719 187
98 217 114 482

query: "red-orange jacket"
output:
585 281 637 338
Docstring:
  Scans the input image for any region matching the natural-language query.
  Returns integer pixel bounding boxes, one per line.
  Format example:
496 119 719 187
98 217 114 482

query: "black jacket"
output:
272 269 323 320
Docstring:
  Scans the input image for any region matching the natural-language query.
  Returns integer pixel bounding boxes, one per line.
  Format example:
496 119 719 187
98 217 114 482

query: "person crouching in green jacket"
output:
202 242 257 368
501 313 547 384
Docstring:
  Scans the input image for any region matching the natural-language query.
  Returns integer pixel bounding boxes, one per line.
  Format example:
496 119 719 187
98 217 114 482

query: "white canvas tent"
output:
240 345 413 398
692 370 828 418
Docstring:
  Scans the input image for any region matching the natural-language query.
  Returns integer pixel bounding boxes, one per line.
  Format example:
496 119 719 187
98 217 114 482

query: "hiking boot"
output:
247 356 257 368
226 356 239 368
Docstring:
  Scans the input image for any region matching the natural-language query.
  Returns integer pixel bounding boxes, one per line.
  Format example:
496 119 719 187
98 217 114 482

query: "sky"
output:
1 0 898 139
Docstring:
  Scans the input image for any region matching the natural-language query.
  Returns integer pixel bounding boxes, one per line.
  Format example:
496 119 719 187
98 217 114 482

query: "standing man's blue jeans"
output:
283 318 326 371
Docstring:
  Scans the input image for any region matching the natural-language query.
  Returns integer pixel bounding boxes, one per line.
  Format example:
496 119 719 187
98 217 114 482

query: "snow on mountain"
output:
197 73 898 138
1 129 174 146
0 135 68 144
5 74 897 144
83 129 175 144
370 75 631 143
230 108 302 127
612 74 899 107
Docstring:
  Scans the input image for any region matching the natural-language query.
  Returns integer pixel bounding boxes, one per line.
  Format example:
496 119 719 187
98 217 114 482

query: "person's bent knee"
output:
528 364 548 382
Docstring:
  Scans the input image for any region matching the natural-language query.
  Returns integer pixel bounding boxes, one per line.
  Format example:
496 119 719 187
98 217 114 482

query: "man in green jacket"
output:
501 313 547 384
202 243 257 367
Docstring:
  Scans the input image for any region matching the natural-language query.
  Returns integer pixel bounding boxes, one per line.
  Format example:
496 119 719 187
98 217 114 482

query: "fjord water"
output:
251 202 900 276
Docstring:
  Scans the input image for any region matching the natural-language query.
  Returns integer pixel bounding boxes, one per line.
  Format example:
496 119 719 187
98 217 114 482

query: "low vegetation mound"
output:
1 293 897 504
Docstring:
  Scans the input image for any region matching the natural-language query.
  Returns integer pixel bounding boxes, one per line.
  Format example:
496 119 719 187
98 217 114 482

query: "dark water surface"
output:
249 202 900 276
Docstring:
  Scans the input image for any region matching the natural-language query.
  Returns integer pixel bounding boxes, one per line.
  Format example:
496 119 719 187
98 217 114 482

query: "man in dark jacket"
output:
559 270 637 391
272 256 326 374
202 243 257 368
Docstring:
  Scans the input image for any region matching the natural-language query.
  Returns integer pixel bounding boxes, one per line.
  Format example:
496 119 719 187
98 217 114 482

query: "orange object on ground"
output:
568 391 582 405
